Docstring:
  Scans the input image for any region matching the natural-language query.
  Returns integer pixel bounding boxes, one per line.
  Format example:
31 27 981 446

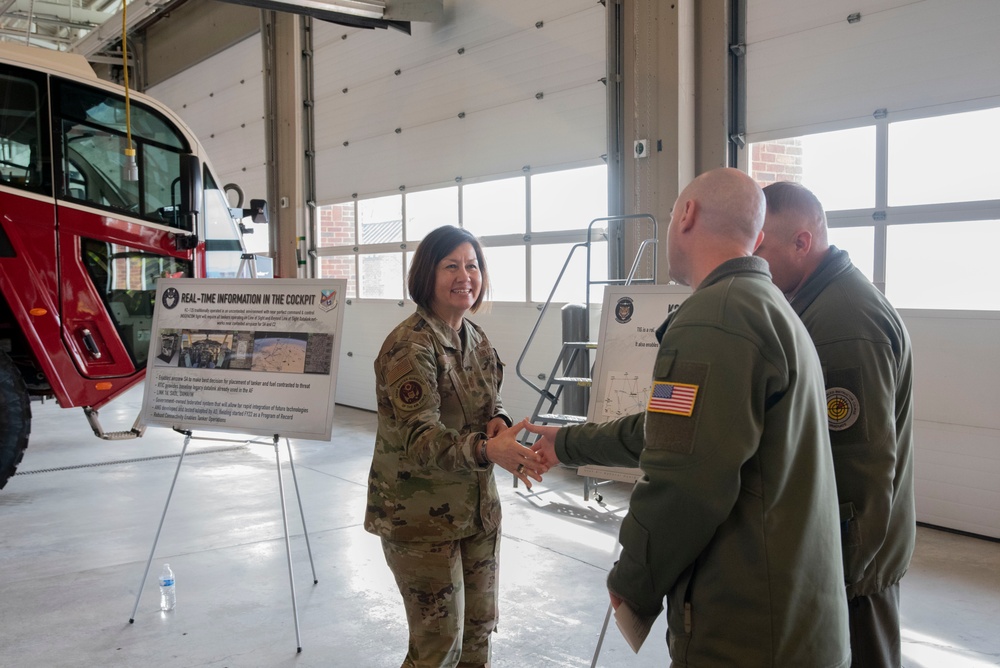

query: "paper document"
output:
614 602 657 653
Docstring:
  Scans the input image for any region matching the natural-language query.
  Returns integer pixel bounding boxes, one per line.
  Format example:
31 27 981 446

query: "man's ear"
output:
794 230 813 254
678 199 697 233
752 230 765 254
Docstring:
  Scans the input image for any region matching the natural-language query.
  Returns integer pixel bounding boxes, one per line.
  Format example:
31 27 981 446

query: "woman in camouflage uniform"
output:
364 225 545 668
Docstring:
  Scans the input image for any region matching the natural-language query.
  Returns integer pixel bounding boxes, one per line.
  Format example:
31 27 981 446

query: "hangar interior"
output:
1 1 999 666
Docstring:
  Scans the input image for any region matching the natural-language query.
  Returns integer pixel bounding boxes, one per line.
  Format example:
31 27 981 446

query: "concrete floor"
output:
1 386 998 668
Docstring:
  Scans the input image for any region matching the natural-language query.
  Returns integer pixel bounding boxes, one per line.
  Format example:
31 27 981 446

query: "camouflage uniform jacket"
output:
364 306 510 542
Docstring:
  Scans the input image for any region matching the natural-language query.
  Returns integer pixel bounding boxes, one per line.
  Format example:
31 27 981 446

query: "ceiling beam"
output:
68 0 175 57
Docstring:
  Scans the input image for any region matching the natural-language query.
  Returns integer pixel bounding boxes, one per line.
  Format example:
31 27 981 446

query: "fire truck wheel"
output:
0 351 31 490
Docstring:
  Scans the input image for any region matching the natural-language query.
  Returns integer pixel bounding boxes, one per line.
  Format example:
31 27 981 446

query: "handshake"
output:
484 418 562 489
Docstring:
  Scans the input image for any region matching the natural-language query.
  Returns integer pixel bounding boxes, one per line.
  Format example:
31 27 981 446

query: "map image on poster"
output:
251 333 309 373
141 278 347 440
600 371 652 419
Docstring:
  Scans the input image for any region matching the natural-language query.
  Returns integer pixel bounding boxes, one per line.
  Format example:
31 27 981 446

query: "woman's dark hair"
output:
408 225 490 312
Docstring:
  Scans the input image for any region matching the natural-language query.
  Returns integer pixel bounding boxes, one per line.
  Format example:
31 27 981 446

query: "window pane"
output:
0 73 45 192
531 165 608 232
463 176 526 237
317 203 356 248
59 81 186 150
483 245 526 302
81 239 190 368
358 195 402 244
889 108 1000 206
750 127 875 210
318 255 357 299
827 226 874 282
530 241 608 304
142 144 181 219
886 220 1000 310
407 187 458 241
62 120 140 211
359 252 403 299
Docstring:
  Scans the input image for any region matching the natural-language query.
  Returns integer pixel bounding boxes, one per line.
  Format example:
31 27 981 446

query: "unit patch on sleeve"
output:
396 378 426 409
647 381 698 416
826 387 860 431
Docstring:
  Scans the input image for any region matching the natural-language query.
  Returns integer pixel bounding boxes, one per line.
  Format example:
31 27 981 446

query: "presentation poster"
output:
141 278 347 440
587 284 692 423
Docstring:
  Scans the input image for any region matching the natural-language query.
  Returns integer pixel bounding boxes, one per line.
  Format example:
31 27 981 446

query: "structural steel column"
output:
262 11 305 278
617 0 730 283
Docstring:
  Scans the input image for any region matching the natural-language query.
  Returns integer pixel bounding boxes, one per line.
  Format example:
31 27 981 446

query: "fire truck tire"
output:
0 350 31 490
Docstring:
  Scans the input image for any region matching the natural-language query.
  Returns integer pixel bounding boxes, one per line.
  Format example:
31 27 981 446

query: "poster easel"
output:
127 278 346 652
128 431 316 653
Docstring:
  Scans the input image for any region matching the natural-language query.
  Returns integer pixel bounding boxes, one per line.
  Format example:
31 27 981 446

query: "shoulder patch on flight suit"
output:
393 377 428 413
826 387 860 431
647 381 698 416
645 358 709 454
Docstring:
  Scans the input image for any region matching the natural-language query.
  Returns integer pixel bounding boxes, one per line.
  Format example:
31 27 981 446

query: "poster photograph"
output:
141 278 347 440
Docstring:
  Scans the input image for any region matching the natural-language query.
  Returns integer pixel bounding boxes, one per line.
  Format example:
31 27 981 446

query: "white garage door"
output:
746 0 1000 538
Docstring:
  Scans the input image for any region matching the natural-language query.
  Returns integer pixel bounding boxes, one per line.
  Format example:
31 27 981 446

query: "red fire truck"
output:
0 42 266 489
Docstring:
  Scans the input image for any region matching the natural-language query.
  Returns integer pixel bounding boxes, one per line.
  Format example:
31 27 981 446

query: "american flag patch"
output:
647 381 698 416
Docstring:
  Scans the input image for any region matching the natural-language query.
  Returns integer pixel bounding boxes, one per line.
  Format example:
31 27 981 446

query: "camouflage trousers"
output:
381 528 500 668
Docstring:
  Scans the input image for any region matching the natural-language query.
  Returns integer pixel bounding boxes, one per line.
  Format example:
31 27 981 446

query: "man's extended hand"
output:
523 422 562 468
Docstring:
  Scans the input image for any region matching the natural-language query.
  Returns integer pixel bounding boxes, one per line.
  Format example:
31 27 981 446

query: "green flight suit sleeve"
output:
554 413 646 467
818 337 899 585
606 324 781 616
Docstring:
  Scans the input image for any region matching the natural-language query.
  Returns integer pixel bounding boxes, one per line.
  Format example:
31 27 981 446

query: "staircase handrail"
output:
515 214 658 401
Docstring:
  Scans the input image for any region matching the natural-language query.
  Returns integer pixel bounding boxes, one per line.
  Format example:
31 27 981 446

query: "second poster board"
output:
579 283 692 484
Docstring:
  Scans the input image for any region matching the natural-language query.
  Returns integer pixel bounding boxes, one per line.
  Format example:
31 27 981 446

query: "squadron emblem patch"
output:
827 387 860 431
398 379 425 407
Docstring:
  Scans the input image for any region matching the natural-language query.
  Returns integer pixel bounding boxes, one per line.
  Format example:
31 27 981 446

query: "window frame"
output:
312 160 610 304
743 97 1000 297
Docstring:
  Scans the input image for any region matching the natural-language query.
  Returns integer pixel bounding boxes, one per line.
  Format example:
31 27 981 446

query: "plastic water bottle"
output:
158 563 176 611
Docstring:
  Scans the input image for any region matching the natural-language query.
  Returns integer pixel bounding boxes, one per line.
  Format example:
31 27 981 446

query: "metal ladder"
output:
514 214 658 491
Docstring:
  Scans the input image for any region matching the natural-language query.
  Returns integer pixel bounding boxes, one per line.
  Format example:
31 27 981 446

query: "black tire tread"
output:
0 350 31 490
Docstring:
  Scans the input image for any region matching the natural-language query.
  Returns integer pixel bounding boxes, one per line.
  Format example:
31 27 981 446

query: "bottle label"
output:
160 579 174 586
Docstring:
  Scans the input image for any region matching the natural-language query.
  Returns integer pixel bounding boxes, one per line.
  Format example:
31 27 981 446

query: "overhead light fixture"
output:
216 0 411 33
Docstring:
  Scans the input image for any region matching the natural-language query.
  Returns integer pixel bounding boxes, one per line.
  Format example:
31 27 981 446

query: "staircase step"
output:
553 376 593 387
537 413 588 425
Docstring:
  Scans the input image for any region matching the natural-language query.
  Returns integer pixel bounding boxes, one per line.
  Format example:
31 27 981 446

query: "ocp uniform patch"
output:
390 376 430 415
387 358 414 386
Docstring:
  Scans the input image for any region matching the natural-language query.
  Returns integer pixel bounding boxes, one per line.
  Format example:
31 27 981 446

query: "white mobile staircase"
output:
515 214 657 499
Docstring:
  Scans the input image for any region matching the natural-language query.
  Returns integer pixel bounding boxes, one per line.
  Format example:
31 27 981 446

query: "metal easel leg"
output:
129 431 191 623
274 434 303 653
285 437 317 584
591 602 614 667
